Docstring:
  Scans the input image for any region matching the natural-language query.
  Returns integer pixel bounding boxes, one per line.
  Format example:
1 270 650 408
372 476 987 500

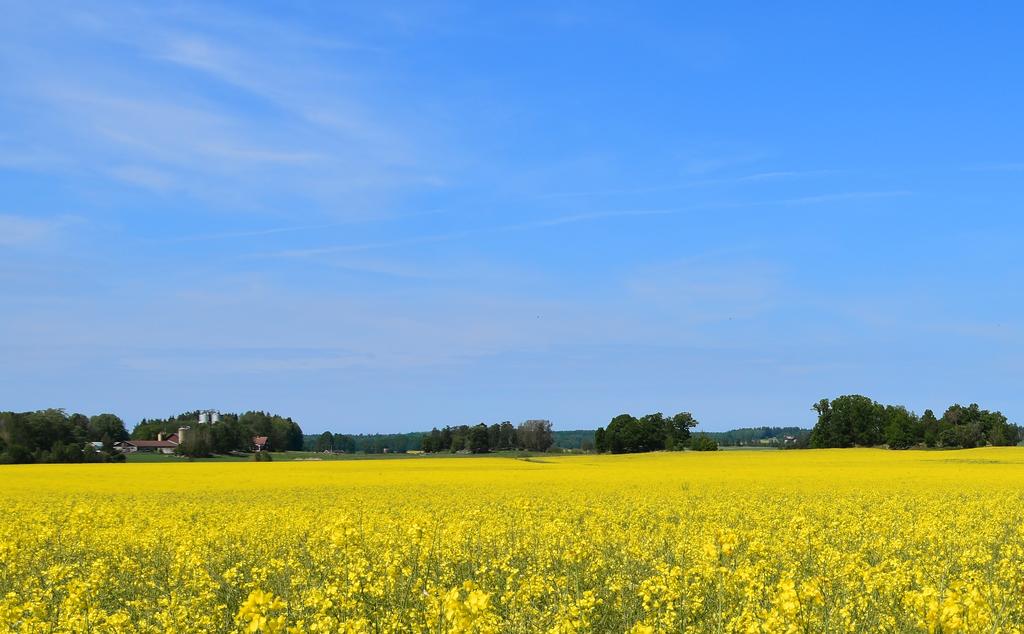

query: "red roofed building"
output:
116 427 190 454
252 436 270 452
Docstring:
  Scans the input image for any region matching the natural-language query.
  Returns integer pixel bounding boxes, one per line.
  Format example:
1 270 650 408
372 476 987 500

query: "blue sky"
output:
2 2 1023 433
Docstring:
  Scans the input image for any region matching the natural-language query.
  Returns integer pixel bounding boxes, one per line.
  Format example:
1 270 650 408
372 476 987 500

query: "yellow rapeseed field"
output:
3 448 1024 633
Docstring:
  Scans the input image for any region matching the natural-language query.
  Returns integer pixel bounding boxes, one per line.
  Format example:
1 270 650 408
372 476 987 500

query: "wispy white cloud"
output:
965 163 1024 172
737 170 835 182
254 190 910 260
142 20 418 167
625 255 782 324
778 191 911 205
264 232 471 258
536 169 838 199
120 347 374 373
0 214 74 247
253 208 692 259
163 207 454 243
107 165 177 191
39 86 325 170
0 147 71 170
0 3 441 213
681 154 765 175
168 223 348 243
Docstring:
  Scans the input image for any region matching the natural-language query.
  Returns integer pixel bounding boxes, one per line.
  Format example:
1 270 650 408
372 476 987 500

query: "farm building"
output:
252 436 269 452
116 439 177 454
116 427 190 454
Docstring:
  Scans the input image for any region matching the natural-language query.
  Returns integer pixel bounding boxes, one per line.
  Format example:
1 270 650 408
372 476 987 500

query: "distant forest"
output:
303 427 599 454
0 409 128 463
302 425 814 454
707 427 810 447
306 420 569 454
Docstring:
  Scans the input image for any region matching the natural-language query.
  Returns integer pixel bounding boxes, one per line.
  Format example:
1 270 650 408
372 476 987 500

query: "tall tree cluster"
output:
0 409 128 464
594 412 698 453
809 395 1020 449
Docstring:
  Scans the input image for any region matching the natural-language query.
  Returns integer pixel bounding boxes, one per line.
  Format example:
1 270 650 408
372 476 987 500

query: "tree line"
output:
306 420 557 454
594 412 709 453
0 409 128 464
306 428 601 454
420 420 556 453
809 395 1020 449
308 431 420 454
310 414 709 456
134 410 304 457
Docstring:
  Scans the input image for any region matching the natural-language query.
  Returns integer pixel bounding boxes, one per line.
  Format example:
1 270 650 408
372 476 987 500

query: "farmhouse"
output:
117 439 177 454
252 436 270 452
116 428 189 454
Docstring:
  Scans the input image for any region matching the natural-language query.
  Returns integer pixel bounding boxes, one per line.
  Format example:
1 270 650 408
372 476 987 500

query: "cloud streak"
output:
536 169 839 199
0 214 74 247
255 191 911 259
0 4 440 213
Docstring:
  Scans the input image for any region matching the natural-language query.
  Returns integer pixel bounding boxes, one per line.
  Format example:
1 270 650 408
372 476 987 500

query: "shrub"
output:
690 433 719 452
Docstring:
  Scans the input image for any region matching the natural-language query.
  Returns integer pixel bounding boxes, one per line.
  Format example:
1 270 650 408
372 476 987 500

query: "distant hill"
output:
552 429 595 449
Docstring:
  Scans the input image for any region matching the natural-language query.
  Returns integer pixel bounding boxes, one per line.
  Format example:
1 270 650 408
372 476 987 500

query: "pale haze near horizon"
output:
2 2 1023 434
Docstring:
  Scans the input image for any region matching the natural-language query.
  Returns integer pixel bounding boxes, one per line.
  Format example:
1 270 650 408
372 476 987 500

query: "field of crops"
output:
3 449 1024 632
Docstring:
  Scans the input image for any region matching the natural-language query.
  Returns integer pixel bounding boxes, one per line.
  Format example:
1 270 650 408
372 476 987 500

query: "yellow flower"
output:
4 448 1024 632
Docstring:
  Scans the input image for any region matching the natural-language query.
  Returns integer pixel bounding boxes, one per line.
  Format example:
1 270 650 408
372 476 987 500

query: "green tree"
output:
88 414 128 442
810 395 885 448
808 399 834 448
468 424 490 453
690 433 718 451
421 428 443 452
517 420 554 452
884 405 917 449
498 421 516 449
176 425 212 457
668 412 698 449
314 431 334 452
988 416 1020 446
602 412 698 454
333 433 355 453
939 403 1014 448
604 414 637 453
636 413 667 451
920 409 940 447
